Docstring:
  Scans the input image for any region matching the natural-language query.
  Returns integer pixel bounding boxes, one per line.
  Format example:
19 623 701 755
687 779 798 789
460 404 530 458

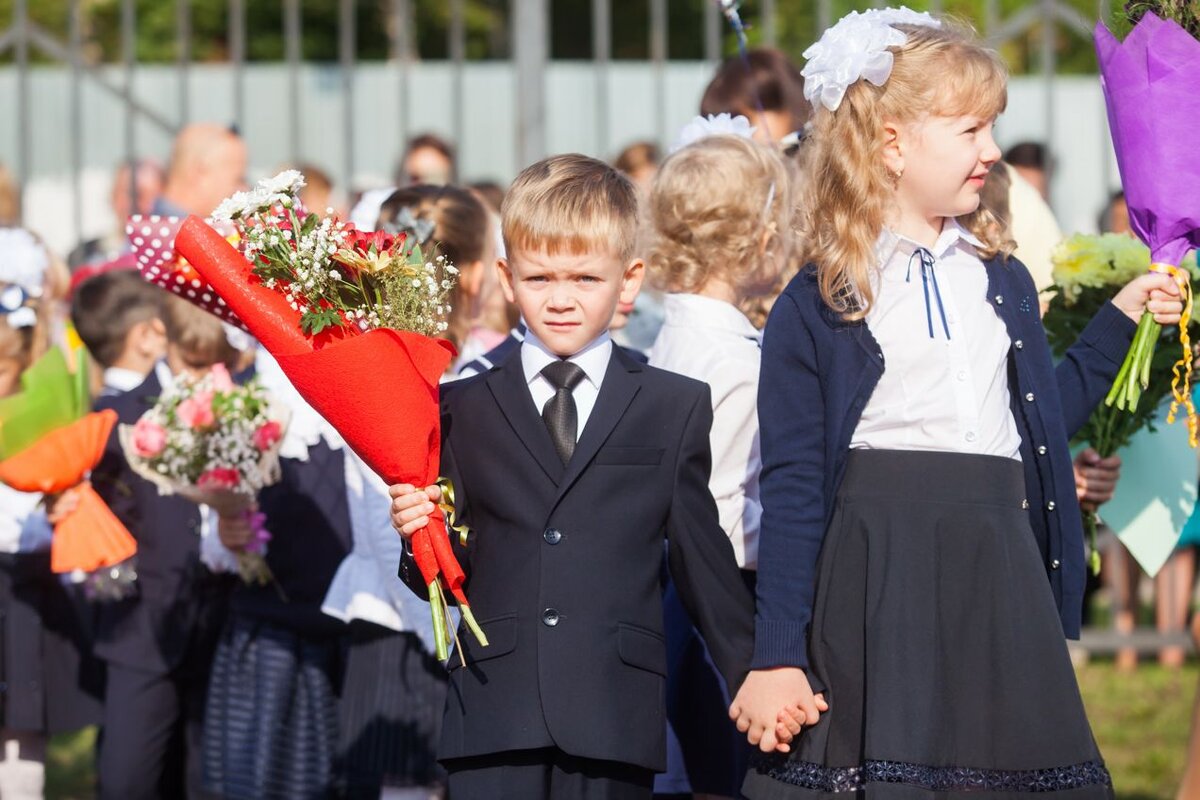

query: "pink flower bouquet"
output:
118 363 290 585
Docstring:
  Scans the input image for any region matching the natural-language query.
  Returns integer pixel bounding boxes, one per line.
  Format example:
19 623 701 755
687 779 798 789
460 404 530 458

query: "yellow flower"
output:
1103 233 1150 284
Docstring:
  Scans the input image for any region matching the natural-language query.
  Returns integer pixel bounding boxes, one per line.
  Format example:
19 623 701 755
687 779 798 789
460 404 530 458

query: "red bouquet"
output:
174 172 485 660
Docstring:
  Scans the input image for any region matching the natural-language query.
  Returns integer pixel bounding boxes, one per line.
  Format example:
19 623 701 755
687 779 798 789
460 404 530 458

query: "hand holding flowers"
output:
119 363 290 585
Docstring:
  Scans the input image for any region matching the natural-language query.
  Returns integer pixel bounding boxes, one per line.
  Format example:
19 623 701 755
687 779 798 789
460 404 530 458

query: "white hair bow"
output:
801 6 942 112
670 113 756 154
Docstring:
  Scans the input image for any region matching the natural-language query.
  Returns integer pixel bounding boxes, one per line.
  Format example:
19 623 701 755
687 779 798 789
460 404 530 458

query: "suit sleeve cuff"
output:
750 619 810 670
1078 302 1138 366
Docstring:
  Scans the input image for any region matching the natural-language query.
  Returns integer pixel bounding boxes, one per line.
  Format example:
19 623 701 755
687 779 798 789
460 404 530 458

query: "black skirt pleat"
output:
744 450 1113 799
338 621 448 795
202 615 343 799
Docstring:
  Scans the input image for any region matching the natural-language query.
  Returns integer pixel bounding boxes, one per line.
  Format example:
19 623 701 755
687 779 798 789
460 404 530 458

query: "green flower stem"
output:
1107 312 1161 411
428 579 449 662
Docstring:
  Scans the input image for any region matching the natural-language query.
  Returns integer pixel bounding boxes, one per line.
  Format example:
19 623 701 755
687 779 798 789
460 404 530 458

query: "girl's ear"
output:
882 120 904 178
460 259 486 298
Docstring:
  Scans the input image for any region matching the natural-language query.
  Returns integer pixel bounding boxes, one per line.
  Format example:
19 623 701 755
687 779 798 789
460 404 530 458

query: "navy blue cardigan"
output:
752 256 1137 671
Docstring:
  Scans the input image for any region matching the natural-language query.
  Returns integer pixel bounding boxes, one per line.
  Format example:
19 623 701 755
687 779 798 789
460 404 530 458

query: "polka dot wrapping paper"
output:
126 214 251 332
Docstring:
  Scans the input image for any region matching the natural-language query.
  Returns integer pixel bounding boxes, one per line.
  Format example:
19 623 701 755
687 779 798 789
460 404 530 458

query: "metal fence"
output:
1 0 1108 249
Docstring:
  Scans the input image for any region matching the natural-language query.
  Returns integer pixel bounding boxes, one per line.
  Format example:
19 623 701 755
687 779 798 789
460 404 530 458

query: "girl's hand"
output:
389 483 441 539
217 510 255 550
45 484 85 524
1112 273 1184 325
729 667 828 753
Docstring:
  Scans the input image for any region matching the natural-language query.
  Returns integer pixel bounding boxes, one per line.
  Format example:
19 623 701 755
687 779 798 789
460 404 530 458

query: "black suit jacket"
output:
92 371 229 674
401 346 754 772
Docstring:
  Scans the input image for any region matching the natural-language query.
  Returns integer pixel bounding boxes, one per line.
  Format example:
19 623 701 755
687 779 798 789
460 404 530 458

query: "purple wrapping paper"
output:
1096 12 1200 267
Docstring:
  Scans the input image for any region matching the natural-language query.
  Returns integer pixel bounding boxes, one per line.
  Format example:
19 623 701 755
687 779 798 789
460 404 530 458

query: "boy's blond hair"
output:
501 154 639 263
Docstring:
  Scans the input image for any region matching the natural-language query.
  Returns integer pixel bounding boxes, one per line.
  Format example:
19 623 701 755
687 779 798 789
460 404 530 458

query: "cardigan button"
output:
1047 501 1056 511
1025 392 1035 402
995 295 1005 305
1014 339 1024 350
1021 499 1030 509
1050 559 1061 570
1037 445 1047 455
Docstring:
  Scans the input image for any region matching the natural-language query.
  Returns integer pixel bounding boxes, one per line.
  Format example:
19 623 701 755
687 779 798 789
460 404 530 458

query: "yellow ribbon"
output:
436 477 471 547
1150 262 1198 448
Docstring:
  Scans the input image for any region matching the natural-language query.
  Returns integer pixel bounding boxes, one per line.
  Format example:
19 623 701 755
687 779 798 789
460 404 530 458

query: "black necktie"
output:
541 360 586 465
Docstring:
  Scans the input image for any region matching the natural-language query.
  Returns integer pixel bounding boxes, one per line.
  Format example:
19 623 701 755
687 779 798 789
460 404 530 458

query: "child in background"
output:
204 346 353 800
91 296 238 800
322 451 449 800
647 131 795 799
70 268 168 397
732 12 1180 798
0 228 102 800
376 185 495 374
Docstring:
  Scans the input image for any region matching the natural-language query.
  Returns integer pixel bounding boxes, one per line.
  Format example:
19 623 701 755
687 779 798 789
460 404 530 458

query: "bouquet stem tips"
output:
458 603 489 648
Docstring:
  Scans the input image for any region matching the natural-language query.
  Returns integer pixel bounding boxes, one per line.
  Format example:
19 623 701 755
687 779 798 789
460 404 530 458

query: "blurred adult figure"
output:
154 124 247 219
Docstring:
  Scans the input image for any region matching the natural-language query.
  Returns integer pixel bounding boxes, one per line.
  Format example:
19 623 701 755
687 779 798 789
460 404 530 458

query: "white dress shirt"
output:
521 330 613 441
650 294 762 569
851 218 1022 460
101 366 148 396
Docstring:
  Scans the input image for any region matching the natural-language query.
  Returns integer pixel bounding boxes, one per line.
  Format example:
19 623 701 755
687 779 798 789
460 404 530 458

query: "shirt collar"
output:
522 329 613 391
662 293 760 340
103 366 148 393
875 217 985 265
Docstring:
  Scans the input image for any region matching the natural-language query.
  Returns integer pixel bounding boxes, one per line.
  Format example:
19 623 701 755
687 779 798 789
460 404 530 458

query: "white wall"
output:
2 62 1119 256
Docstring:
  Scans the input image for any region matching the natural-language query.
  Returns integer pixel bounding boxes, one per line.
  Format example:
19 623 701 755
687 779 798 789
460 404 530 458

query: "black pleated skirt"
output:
202 614 344 799
338 621 448 795
744 450 1113 799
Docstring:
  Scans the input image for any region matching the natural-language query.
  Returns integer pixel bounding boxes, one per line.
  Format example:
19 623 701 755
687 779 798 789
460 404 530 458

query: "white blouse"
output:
649 294 762 569
0 483 51 554
320 451 441 654
851 219 1022 460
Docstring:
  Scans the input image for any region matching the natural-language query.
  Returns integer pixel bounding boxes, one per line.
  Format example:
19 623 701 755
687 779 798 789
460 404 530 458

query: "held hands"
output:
1112 273 1184 325
729 667 828 754
389 483 442 540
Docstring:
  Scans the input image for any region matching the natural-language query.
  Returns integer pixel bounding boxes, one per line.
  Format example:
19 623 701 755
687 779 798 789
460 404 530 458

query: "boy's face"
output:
499 246 643 358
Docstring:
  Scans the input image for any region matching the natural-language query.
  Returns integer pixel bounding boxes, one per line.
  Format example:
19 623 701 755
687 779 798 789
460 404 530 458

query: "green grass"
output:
1079 661 1198 799
46 726 96 800
44 663 1200 799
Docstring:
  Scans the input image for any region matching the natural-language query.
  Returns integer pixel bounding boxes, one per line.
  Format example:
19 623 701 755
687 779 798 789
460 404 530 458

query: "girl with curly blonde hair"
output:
645 129 795 797
730 11 1182 799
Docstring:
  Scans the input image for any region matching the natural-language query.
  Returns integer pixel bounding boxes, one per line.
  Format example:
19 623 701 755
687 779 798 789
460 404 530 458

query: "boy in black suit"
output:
90 296 237 799
390 154 755 800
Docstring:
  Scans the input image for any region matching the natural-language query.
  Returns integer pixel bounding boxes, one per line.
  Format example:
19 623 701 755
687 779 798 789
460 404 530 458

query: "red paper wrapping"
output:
0 410 138 573
173 215 458 582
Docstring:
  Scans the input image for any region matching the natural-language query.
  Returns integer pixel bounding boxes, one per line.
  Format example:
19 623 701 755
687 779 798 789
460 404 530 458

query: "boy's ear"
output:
496 258 517 305
619 258 645 306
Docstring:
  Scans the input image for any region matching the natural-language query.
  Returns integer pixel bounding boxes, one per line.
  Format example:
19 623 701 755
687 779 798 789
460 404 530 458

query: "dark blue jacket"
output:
752 257 1136 671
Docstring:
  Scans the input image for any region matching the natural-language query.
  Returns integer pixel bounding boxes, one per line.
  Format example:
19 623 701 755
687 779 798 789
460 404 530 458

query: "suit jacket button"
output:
543 528 562 545
542 609 560 627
